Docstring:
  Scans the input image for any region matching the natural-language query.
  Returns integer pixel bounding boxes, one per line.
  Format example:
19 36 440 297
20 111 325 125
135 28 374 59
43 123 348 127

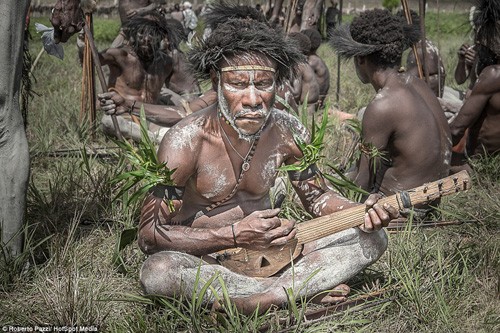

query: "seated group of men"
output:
75 1 498 315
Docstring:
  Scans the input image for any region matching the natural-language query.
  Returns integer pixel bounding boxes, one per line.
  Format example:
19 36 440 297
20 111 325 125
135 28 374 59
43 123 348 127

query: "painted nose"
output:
241 85 263 108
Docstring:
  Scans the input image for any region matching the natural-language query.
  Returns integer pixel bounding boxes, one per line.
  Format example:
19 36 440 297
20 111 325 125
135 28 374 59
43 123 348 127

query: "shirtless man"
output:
302 28 330 107
288 32 320 115
138 5 398 316
449 2 500 157
329 9 451 212
99 11 183 141
406 39 446 98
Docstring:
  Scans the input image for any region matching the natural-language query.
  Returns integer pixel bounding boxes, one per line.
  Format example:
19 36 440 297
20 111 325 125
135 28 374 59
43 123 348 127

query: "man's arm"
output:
449 66 498 146
289 166 396 232
352 103 392 192
98 91 185 126
454 44 475 85
284 116 397 231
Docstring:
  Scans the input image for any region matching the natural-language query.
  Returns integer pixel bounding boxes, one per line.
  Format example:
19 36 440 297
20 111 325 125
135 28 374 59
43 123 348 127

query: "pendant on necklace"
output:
242 161 250 172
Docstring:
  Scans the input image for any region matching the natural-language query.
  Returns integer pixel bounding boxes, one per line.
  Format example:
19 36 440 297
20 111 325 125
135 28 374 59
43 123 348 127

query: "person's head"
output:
301 29 322 53
124 11 180 60
288 32 311 56
183 1 192 9
174 3 180 11
471 0 500 59
329 8 419 80
188 4 304 139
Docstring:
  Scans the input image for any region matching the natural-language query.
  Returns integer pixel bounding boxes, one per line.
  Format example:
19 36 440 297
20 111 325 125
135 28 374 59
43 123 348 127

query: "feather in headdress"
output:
329 12 420 62
202 0 267 30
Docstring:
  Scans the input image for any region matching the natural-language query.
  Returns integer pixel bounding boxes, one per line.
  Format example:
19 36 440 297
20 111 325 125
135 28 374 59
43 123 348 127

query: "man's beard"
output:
217 80 271 142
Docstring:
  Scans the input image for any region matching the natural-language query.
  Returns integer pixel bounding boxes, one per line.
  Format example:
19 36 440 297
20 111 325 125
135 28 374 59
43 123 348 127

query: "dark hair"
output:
188 16 304 85
123 10 182 54
301 28 322 52
351 9 411 66
329 9 419 67
203 0 267 31
288 32 311 55
472 0 500 56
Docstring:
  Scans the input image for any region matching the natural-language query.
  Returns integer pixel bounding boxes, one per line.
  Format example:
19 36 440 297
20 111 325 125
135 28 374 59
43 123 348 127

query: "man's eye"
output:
255 81 273 89
230 82 247 88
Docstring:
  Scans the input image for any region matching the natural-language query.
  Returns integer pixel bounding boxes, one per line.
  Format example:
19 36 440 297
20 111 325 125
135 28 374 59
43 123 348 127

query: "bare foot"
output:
314 284 350 304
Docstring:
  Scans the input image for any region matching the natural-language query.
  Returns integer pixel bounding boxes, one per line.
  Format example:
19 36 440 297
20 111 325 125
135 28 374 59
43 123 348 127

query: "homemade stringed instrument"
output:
216 170 471 277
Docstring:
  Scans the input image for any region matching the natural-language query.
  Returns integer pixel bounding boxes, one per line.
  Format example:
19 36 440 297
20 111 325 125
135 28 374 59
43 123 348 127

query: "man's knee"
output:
358 229 388 263
140 251 186 297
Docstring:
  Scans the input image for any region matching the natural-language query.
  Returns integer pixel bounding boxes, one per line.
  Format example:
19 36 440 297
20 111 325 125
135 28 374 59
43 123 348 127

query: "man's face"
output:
354 56 369 84
131 31 163 60
217 55 277 139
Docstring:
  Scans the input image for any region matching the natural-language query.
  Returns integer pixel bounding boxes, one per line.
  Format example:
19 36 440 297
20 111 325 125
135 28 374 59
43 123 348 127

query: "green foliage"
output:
279 107 329 172
92 18 121 43
382 0 400 12
111 108 176 207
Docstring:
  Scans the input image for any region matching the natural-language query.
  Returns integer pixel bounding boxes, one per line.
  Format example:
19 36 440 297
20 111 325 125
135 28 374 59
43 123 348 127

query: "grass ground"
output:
0 9 499 333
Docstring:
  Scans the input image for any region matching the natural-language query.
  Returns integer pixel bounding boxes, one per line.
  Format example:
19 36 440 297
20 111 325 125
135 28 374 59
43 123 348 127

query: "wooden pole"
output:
83 20 123 140
401 0 424 79
284 0 298 33
419 0 430 85
335 0 343 104
80 13 97 139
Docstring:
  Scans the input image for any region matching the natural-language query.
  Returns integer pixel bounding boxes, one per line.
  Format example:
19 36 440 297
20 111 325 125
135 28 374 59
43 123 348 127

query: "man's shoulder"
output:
167 109 212 137
270 109 309 140
477 64 500 82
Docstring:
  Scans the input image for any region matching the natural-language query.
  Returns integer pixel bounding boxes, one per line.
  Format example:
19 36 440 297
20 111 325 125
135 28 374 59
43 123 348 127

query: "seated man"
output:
138 5 398 316
111 0 158 48
449 2 500 158
302 28 331 107
288 32 320 115
98 11 184 142
329 9 451 217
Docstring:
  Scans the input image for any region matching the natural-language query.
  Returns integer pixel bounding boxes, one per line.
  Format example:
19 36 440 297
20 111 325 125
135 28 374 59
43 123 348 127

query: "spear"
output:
82 16 123 140
401 0 424 79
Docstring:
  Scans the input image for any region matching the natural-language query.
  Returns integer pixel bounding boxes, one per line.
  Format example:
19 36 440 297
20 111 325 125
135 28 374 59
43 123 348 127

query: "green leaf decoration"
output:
110 106 176 207
279 107 329 172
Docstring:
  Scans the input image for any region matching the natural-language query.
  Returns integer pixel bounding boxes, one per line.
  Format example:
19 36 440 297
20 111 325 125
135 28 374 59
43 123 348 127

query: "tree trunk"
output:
0 0 30 257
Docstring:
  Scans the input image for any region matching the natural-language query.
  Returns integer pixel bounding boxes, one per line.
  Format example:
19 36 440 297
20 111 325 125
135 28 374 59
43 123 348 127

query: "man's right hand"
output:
98 91 129 116
232 209 297 250
458 44 476 66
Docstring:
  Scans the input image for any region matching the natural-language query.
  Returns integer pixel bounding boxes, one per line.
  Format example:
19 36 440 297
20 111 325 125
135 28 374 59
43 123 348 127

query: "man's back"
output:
359 73 451 195
308 54 330 97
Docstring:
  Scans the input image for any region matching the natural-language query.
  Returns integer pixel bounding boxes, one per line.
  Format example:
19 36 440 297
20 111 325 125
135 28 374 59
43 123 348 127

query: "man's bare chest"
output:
193 146 285 203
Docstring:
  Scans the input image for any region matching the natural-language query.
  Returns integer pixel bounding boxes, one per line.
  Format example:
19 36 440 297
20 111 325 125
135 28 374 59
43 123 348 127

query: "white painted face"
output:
216 55 277 141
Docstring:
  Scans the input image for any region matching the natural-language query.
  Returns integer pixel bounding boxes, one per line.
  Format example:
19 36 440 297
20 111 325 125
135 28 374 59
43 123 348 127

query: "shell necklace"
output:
218 111 258 172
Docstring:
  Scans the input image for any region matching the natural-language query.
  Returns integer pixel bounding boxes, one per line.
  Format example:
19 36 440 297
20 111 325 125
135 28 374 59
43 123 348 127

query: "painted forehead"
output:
219 53 277 73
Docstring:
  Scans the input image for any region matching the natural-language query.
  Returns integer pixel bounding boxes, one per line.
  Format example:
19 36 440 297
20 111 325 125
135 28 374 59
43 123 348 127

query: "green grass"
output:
0 11 498 332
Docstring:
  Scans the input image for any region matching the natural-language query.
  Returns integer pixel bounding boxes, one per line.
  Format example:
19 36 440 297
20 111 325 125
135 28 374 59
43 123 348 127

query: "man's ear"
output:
210 69 218 90
355 56 365 66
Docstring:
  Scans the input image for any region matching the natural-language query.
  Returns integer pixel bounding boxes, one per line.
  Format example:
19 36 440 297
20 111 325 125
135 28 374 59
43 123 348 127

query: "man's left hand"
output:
360 193 399 232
